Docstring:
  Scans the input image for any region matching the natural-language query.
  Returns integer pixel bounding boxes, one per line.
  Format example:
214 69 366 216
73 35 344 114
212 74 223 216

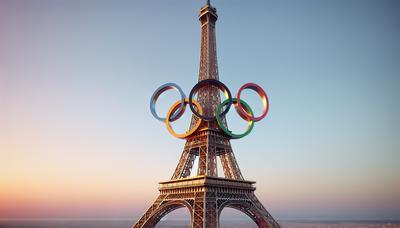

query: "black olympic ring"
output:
188 79 233 121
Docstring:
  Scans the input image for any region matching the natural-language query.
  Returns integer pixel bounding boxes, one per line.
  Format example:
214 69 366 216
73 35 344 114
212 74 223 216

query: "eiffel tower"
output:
133 1 280 227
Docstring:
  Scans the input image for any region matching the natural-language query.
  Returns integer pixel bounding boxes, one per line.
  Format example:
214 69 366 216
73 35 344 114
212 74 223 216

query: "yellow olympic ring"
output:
165 98 203 139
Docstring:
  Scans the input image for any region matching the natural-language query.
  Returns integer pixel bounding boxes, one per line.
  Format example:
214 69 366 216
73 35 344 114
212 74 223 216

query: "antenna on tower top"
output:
206 0 211 6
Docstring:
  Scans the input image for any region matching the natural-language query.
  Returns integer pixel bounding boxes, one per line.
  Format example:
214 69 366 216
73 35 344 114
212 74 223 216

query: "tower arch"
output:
140 200 193 227
218 201 271 228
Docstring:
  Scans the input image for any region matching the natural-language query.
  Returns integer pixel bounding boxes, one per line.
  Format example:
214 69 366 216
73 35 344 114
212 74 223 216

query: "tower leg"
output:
133 195 166 228
247 193 280 228
132 195 193 228
193 191 218 228
220 148 243 180
217 193 280 228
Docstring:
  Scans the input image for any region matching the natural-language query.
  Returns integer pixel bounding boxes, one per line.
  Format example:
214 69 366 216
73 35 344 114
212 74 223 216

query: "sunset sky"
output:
1 0 399 220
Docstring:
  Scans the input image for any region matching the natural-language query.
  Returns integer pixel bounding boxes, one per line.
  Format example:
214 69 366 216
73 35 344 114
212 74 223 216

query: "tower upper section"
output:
198 1 219 82
195 1 222 130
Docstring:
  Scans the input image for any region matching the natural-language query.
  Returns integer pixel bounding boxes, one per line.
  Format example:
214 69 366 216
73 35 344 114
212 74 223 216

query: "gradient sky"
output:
1 0 400 220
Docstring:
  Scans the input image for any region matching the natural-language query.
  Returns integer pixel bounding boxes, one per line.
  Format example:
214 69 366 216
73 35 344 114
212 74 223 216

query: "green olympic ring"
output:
216 98 255 139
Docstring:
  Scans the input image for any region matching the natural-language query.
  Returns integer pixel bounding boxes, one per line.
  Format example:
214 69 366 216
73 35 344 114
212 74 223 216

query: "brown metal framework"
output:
133 1 280 227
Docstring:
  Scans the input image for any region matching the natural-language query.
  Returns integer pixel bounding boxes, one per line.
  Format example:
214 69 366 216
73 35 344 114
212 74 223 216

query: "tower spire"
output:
198 0 218 82
195 0 220 130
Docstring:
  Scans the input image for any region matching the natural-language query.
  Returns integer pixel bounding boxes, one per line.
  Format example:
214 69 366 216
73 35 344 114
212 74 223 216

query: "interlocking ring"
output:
166 98 203 139
150 80 269 140
216 98 254 139
236 83 269 122
150 83 186 122
188 79 232 121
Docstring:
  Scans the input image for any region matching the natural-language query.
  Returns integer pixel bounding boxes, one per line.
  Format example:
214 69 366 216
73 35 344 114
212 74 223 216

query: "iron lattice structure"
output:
133 2 280 228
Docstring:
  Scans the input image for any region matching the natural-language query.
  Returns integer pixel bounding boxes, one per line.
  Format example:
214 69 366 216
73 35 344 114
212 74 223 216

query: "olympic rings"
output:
150 81 269 139
216 98 254 139
150 83 186 122
189 79 232 121
166 98 203 139
236 83 269 122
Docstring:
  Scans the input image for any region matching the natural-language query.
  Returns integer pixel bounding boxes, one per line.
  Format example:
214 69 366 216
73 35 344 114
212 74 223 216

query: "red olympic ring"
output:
236 83 269 122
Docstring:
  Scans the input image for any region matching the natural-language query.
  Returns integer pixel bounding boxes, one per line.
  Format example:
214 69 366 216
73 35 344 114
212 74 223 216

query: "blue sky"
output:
0 0 399 220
